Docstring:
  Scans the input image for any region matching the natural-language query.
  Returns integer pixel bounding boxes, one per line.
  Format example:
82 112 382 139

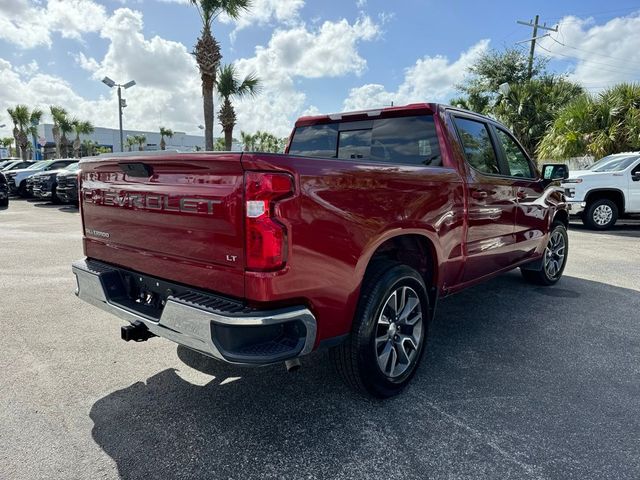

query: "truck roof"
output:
295 103 440 127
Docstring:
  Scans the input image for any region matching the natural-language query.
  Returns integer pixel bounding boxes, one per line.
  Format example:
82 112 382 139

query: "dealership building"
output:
35 124 208 158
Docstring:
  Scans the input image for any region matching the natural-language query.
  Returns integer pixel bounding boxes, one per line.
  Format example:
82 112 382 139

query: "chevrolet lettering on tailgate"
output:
83 190 221 215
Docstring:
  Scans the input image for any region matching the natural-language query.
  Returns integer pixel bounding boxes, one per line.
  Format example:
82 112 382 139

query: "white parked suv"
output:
562 152 640 229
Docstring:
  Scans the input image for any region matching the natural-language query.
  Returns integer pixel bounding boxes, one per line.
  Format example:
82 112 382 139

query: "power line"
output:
536 43 640 76
516 15 558 79
545 6 640 23
548 35 640 68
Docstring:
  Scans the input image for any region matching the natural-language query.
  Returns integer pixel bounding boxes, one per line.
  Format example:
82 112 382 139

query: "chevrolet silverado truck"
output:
562 152 640 230
72 103 569 397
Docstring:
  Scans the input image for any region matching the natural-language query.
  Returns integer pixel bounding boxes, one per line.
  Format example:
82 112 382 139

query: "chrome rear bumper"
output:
72 259 317 365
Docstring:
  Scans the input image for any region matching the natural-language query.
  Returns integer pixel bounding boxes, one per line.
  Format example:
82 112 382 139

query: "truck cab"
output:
562 152 640 229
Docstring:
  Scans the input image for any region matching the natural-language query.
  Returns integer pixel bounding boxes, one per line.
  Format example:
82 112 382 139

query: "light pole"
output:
102 76 136 152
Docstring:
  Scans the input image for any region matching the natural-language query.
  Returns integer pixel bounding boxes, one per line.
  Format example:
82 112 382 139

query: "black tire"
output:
51 185 61 204
582 199 618 230
0 198 8 207
330 261 430 398
17 180 27 197
521 222 569 286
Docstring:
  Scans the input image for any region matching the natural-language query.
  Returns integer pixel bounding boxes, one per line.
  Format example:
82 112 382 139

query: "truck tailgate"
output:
80 153 246 298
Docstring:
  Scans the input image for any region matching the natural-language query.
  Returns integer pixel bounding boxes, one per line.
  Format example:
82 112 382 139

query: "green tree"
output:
125 136 137 152
216 63 260 150
159 127 174 150
213 137 226 151
72 119 95 158
82 139 99 157
538 83 640 160
134 134 147 151
6 108 20 158
240 130 256 151
59 116 74 158
10 105 42 160
453 48 582 157
50 106 68 159
494 76 583 157
452 48 548 114
1 137 13 156
190 0 251 151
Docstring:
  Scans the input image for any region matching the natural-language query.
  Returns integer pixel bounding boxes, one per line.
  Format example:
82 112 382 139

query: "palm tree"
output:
59 116 74 158
159 127 174 150
1 137 13 156
134 134 147 151
216 63 260 150
240 131 256 151
493 76 583 157
213 137 226 151
50 106 68 159
72 119 95 158
82 139 98 157
7 108 20 158
190 0 251 150
538 83 640 160
125 136 137 152
12 106 42 160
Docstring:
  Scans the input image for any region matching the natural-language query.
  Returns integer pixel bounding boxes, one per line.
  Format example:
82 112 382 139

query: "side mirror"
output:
542 163 569 182
632 172 640 182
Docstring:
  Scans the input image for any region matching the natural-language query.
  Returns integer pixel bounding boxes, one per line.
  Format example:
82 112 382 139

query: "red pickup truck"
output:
73 103 569 397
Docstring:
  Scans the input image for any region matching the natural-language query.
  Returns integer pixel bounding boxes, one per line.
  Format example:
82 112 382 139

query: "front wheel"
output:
521 222 568 286
583 199 618 230
330 262 430 398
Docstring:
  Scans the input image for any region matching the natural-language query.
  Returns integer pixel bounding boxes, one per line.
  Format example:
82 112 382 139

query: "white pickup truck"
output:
562 152 640 229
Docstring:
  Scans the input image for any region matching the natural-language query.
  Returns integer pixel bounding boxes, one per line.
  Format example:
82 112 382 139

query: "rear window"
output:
289 115 441 166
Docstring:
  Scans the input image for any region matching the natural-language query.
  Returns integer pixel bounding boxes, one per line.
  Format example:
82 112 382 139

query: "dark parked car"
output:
0 172 9 207
55 163 81 205
32 162 79 203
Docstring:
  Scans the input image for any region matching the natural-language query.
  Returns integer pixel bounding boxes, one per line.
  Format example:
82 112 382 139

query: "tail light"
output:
244 172 294 271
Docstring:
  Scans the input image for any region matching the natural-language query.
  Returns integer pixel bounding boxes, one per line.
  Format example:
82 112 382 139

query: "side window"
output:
495 129 534 178
370 116 441 166
289 124 338 158
453 117 500 175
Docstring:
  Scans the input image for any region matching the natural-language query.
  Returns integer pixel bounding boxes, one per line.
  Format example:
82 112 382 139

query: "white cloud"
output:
1 6 380 139
0 0 107 48
219 0 305 33
15 60 39 77
344 39 489 111
537 13 640 89
230 15 380 135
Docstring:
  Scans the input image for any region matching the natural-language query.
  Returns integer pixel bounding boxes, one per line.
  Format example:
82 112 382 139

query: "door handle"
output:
516 189 528 200
471 190 488 200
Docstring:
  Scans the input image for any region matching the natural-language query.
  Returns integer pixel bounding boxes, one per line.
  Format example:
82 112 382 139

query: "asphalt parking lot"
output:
1 198 639 480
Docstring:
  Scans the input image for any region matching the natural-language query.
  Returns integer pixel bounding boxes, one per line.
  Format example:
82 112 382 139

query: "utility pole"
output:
516 15 558 79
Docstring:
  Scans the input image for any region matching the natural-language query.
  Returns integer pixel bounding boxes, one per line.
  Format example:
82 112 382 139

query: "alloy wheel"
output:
593 204 613 226
544 230 566 279
375 286 423 378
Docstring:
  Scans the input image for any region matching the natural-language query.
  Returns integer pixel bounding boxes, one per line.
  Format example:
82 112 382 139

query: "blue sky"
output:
1 0 639 138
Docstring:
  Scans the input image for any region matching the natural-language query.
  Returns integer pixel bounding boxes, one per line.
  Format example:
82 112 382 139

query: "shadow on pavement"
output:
90 272 640 480
569 220 640 238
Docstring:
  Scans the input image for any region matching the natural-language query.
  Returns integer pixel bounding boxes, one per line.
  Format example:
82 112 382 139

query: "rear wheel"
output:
330 262 430 398
583 199 618 230
52 185 61 204
521 222 568 286
17 180 27 197
0 198 8 207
